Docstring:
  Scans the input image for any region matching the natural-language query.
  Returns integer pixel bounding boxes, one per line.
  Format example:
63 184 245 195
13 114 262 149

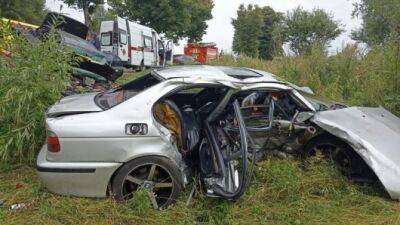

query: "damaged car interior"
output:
140 78 374 207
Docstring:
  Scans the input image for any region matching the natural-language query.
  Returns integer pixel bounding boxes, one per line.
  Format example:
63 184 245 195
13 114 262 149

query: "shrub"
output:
0 25 74 167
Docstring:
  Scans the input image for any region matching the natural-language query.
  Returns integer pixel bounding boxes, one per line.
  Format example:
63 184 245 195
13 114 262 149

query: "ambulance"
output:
100 17 172 70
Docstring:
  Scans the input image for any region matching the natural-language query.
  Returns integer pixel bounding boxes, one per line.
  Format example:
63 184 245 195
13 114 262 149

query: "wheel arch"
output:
304 131 372 170
303 130 387 195
304 132 351 151
107 153 187 196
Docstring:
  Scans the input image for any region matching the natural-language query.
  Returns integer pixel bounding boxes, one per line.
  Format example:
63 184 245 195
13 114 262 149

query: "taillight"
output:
47 131 60 153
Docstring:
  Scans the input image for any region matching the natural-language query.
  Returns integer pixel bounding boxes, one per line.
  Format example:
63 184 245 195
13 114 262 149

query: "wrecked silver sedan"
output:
37 65 400 208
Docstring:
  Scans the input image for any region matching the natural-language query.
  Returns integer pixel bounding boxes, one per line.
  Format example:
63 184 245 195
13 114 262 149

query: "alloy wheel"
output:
122 163 174 209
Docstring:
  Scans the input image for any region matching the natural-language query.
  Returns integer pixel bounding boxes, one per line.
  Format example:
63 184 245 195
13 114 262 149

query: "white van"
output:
100 17 172 70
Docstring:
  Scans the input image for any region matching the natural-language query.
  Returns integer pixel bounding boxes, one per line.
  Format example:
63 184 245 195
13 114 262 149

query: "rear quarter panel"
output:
46 79 185 164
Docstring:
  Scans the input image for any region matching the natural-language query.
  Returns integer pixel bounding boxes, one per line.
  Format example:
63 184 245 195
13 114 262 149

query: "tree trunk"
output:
82 3 93 34
188 37 195 43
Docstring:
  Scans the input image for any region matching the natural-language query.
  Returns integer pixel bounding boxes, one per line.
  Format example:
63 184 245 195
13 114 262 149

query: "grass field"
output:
1 70 399 225
0 159 399 225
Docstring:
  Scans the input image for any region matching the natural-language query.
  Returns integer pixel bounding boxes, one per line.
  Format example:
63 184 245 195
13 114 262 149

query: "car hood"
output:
311 107 400 200
46 92 103 117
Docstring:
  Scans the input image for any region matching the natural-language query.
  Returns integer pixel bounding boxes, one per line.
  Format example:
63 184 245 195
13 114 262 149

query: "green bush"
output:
0 26 74 167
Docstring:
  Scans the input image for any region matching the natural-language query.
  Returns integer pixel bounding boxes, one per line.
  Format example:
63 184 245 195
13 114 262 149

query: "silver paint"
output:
46 92 102 117
312 107 400 200
37 145 121 197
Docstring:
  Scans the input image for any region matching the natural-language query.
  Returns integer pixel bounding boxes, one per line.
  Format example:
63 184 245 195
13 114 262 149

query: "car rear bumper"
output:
36 145 122 197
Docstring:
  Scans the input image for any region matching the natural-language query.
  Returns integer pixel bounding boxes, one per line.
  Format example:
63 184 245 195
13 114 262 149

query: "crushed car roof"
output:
154 65 279 82
154 65 314 94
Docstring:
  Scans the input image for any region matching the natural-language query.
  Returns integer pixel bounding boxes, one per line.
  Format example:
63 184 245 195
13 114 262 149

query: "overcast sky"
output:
45 0 362 54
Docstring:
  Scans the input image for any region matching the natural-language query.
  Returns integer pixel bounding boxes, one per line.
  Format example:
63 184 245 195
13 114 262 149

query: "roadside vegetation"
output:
229 0 400 117
0 0 46 25
212 41 400 116
1 66 399 225
0 26 74 167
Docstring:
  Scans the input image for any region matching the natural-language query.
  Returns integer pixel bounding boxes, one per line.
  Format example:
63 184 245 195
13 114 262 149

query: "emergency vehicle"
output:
184 42 219 64
100 17 172 70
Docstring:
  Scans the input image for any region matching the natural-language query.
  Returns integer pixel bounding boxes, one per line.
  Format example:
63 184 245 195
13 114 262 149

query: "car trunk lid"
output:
46 92 103 117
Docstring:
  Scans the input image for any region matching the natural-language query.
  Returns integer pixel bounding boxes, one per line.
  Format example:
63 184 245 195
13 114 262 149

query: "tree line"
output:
0 0 398 57
232 5 343 58
232 0 400 59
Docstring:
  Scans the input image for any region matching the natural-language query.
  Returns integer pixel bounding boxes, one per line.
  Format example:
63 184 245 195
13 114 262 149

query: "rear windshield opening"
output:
95 73 163 109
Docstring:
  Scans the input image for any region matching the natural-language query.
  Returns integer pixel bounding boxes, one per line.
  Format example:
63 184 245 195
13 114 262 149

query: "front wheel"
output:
303 135 366 177
111 156 183 209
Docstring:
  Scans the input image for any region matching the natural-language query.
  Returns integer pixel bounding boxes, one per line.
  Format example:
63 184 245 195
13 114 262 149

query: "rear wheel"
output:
111 156 183 209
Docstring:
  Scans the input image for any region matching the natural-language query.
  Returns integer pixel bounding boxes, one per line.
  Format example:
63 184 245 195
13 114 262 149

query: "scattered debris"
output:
10 203 27 211
15 182 24 189
271 150 295 160
186 183 196 207
4 12 125 96
34 13 124 95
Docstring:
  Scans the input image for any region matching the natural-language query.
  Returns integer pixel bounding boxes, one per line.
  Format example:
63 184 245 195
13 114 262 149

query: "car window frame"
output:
94 72 164 110
242 84 315 112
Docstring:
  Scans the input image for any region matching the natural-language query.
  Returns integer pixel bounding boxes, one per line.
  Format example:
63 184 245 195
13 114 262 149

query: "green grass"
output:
116 69 152 85
0 158 399 225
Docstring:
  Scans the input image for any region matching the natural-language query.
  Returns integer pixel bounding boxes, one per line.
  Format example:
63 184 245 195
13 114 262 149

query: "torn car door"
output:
201 99 250 199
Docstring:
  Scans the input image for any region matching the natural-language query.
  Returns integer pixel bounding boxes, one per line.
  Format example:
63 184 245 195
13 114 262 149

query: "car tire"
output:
111 156 183 209
302 135 368 177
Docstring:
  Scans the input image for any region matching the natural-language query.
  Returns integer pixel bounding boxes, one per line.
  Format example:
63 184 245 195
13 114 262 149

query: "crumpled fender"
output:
311 107 400 200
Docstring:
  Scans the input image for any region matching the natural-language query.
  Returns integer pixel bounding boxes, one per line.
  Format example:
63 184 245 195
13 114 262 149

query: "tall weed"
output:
212 42 400 116
0 26 74 167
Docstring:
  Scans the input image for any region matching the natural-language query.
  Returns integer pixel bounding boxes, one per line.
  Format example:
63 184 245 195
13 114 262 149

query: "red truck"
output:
184 42 218 64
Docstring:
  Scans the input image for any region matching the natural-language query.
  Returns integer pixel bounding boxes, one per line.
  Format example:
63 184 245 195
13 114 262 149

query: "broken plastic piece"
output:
10 203 26 211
